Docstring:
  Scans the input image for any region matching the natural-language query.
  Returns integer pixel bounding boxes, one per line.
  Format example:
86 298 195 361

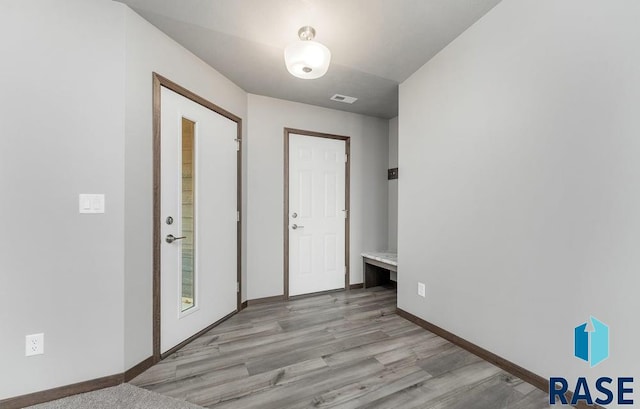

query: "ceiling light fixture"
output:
284 26 331 80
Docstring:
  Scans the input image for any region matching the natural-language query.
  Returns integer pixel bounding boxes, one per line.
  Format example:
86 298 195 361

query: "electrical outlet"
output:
417 282 426 298
25 333 44 356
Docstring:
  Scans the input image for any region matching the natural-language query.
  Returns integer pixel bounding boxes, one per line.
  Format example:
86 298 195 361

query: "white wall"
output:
388 117 398 252
247 95 389 300
0 0 250 398
399 0 640 397
0 0 126 399
123 7 248 370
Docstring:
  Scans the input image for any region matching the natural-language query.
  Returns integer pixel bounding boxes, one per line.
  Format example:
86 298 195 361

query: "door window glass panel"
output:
181 118 196 312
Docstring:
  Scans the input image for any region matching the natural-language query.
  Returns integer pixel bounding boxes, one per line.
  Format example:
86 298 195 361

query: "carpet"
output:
27 383 203 409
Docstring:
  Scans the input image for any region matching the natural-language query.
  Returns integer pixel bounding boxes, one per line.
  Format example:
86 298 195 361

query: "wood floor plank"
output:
211 358 386 409
324 328 433 367
147 363 249 396
185 321 283 349
245 330 389 375
191 358 329 406
359 361 502 409
375 335 453 370
175 329 335 379
417 344 484 377
130 288 551 409
313 364 432 408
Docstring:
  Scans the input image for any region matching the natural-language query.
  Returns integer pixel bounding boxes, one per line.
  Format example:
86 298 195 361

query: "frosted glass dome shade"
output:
284 40 331 79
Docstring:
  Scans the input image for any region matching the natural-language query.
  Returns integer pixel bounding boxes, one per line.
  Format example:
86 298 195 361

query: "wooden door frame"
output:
152 73 243 361
283 128 351 299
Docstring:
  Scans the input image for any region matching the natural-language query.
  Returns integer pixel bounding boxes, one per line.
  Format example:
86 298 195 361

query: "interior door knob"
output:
166 234 186 243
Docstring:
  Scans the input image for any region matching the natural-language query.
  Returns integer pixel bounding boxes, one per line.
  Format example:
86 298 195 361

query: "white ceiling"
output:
116 0 502 119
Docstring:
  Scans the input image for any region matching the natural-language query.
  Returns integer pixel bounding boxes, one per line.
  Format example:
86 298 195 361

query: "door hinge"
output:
344 153 348 163
344 266 347 275
236 210 240 222
235 138 241 151
237 282 240 293
342 209 348 219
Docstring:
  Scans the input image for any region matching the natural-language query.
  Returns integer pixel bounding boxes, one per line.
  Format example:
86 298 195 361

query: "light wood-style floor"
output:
130 287 552 408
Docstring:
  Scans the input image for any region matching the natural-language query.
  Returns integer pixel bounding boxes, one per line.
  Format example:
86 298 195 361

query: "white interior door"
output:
289 134 346 296
160 87 237 354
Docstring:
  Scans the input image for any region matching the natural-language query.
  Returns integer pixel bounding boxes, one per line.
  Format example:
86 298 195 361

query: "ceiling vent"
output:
330 94 358 104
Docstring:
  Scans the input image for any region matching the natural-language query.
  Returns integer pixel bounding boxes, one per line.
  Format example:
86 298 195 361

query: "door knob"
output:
166 234 186 243
291 224 304 230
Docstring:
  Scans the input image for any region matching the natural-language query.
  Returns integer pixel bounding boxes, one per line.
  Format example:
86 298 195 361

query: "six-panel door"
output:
289 134 346 296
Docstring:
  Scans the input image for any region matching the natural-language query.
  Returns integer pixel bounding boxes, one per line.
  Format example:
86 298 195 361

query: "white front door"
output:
288 133 346 296
160 86 237 354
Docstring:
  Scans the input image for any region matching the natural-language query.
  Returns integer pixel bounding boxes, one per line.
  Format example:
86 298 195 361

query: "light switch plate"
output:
79 194 105 214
